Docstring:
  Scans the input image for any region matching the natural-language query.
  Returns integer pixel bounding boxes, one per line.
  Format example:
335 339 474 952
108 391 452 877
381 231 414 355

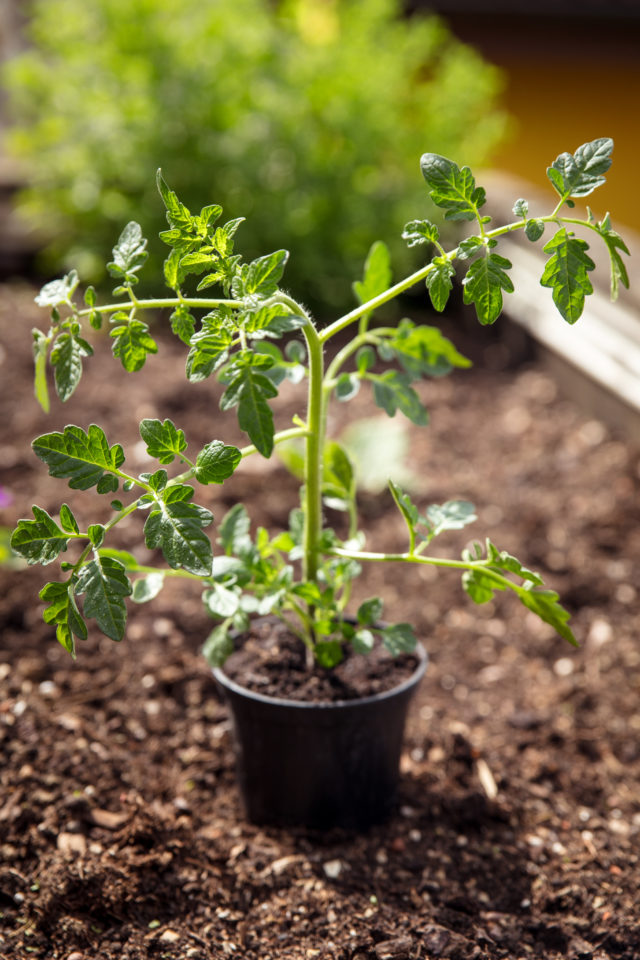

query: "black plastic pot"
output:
213 642 427 829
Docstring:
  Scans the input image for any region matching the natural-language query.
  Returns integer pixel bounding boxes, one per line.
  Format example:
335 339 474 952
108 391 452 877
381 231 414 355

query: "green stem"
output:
301 321 325 585
239 425 309 460
76 296 243 319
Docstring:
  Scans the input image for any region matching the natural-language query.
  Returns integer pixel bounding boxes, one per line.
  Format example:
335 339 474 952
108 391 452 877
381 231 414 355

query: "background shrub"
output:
5 0 508 310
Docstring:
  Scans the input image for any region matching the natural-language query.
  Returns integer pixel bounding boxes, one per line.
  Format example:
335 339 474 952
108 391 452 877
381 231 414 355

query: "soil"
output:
220 618 421 702
1 284 639 960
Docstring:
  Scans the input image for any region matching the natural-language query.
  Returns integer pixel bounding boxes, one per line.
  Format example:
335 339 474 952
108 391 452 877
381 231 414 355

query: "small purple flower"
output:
0 486 13 509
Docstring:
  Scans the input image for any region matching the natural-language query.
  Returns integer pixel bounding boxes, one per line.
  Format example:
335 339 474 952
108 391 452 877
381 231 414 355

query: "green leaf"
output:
59 503 79 534
170 304 196 345
140 418 187 465
218 504 251 555
76 555 132 642
220 353 277 456
156 169 192 232
357 597 383 626
353 240 392 305
195 440 242 484
186 322 234 382
202 622 234 668
352 629 375 655
131 572 165 603
401 220 439 248
462 567 502 605
50 331 93 402
233 250 289 297
107 221 148 285
540 228 595 324
425 500 477 537
372 370 428 425
389 480 419 528
323 441 354 500
420 153 486 222
244 304 306 340
425 258 455 312
462 253 514 325
96 474 119 495
546 137 613 200
144 487 213 575
380 622 416 656
110 319 158 371
32 330 50 414
203 582 240 618
87 524 106 548
525 219 545 242
35 270 79 307
387 319 470 377
39 579 87 657
456 236 484 260
519 585 577 646
32 424 124 490
513 198 528 217
315 640 344 668
335 372 360 401
11 506 70 565
596 213 630 300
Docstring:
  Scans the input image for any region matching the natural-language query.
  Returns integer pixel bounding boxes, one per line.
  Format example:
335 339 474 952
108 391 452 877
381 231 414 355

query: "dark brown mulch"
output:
1 284 639 960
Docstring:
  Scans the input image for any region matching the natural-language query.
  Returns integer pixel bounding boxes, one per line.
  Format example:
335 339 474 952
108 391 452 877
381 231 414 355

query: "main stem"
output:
301 321 325 585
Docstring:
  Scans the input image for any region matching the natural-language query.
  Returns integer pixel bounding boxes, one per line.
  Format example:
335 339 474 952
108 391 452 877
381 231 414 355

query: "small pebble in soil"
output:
323 859 343 879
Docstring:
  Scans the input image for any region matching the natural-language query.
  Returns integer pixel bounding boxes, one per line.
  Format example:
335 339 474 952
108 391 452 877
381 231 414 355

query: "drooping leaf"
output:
75 555 132 642
39 579 87 656
596 213 630 300
144 486 213 575
519 585 577 646
195 440 242 484
32 424 124 490
420 154 486 221
110 319 158 371
387 319 470 376
218 504 251 556
139 418 187 465
540 228 595 324
371 371 428 425
50 330 93 402
170 303 196 345
35 271 79 308
202 622 235 668
425 258 455 312
11 506 70 565
546 137 613 200
220 353 277 456
462 252 514 325
353 240 392 305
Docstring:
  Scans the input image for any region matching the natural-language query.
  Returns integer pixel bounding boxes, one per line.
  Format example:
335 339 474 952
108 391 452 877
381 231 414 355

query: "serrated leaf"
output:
170 304 196 345
389 480 419 528
220 354 277 456
420 154 486 222
596 215 630 300
186 313 235 382
425 258 455 312
244 304 306 340
372 371 428 425
110 319 158 372
50 331 93 402
519 585 577 646
107 221 148 283
195 440 241 484
39 579 87 656
132 573 165 603
76 556 131 642
35 271 79 308
513 198 528 217
425 500 477 537
87 524 106 548
11 506 70 565
401 220 440 249
546 137 613 199
96 474 119 495
33 424 124 490
540 228 595 324
388 319 470 376
380 622 416 656
456 236 485 260
462 567 502 604
156 169 192 231
144 489 213 576
234 250 289 297
353 240 392 306
140 418 187 465
462 253 514 325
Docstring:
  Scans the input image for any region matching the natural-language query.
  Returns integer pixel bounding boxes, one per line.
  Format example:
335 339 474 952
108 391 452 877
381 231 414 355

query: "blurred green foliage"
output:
5 0 508 310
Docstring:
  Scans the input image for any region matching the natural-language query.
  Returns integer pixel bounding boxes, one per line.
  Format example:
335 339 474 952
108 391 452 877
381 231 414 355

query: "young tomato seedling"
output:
12 138 629 666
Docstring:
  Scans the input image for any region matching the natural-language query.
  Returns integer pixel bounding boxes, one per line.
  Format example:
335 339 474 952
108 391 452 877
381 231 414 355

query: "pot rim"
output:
213 641 428 710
